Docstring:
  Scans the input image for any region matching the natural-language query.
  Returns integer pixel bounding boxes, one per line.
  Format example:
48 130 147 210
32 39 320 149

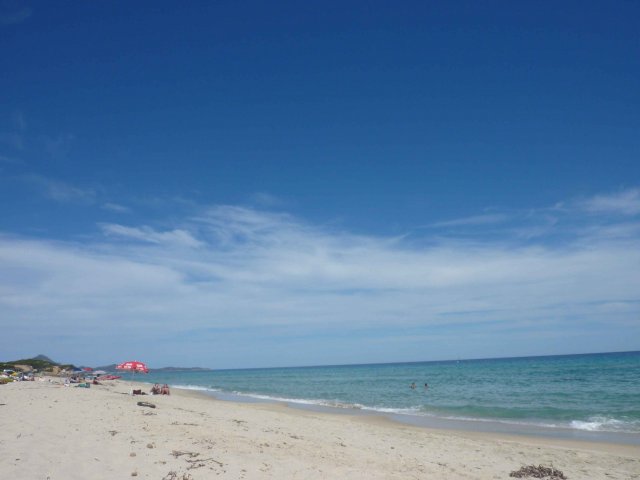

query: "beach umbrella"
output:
116 360 149 384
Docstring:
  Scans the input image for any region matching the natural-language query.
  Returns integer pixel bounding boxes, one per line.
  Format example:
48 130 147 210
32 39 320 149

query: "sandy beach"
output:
1 379 638 480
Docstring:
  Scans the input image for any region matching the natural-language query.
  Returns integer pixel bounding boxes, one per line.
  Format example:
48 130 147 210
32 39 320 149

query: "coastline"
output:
179 385 640 454
159 381 640 447
138 350 640 446
1 379 638 479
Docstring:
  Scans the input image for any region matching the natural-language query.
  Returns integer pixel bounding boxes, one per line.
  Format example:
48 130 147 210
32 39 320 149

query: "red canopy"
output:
116 361 149 373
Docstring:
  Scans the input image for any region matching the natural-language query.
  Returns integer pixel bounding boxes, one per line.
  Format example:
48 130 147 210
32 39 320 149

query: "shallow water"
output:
141 351 640 444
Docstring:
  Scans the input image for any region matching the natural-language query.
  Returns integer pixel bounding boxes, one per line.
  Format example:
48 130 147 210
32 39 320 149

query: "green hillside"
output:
0 355 75 372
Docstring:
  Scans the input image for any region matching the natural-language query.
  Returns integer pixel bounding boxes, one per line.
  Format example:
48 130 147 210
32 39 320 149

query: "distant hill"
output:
0 356 75 372
94 363 118 371
33 354 56 363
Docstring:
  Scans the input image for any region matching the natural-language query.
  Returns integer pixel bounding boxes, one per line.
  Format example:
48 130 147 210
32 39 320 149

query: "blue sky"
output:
1 1 639 368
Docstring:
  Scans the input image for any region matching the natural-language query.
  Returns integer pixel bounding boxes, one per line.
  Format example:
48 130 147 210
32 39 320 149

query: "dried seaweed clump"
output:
510 465 567 479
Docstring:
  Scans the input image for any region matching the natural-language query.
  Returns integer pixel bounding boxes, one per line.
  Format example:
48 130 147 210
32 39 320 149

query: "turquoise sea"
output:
140 351 640 444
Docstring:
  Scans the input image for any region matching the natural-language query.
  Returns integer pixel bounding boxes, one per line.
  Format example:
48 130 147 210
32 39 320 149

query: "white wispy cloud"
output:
102 202 131 213
100 223 203 248
24 174 95 204
250 192 286 208
579 188 640 216
429 213 509 228
1 189 639 367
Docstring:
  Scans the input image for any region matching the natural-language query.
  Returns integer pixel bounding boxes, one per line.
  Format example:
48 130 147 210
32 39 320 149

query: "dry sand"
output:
1 379 638 479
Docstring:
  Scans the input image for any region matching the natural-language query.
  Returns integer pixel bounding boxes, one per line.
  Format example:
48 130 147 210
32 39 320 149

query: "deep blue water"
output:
139 351 640 439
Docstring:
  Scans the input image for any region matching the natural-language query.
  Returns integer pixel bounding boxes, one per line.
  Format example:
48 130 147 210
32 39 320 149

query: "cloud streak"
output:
102 202 131 213
1 188 639 367
429 213 509 228
100 223 203 248
23 174 95 204
580 188 640 216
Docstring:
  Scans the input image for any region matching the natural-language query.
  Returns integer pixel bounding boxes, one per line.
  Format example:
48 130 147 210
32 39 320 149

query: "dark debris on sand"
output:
510 465 567 479
162 472 192 480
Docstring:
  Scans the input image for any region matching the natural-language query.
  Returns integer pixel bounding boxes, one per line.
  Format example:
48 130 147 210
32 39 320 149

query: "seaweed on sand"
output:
510 465 567 479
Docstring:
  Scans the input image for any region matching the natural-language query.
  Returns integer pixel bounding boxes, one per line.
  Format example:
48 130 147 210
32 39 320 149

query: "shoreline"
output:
2 379 638 479
156 381 640 447
174 384 640 455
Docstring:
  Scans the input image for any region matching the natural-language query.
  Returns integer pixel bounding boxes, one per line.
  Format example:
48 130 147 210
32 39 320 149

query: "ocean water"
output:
140 351 640 442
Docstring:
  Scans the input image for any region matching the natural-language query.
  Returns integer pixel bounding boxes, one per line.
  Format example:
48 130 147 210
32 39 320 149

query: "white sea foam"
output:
360 405 422 415
570 416 637 433
228 391 367 410
173 384 221 392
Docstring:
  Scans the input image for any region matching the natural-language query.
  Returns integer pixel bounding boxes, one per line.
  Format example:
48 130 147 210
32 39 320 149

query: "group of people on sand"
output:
63 375 103 386
150 383 170 395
